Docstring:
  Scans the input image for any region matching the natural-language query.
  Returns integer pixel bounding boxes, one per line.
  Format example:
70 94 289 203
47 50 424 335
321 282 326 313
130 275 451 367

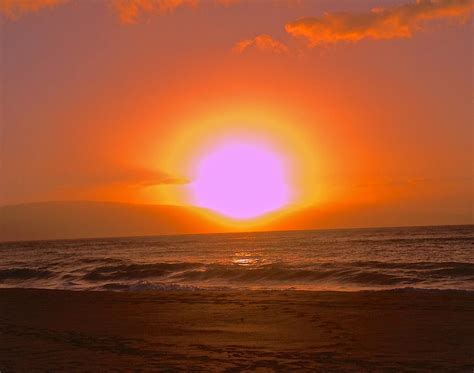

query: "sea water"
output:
1 225 473 292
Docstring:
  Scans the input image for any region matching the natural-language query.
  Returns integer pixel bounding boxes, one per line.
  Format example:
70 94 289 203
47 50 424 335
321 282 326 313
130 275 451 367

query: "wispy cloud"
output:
109 0 241 23
109 0 198 24
0 0 238 22
72 166 190 188
233 34 289 54
285 0 474 46
0 0 67 19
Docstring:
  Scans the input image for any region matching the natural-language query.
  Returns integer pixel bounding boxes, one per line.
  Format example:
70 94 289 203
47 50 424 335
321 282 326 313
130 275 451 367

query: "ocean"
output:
1 225 473 292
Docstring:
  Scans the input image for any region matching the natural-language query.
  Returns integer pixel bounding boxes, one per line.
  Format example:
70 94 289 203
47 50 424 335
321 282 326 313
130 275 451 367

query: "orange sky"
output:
1 0 473 232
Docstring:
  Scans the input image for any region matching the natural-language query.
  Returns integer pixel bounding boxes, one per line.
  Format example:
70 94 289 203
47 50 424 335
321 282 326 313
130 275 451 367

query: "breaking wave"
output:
1 225 472 291
73 261 474 289
1 261 473 291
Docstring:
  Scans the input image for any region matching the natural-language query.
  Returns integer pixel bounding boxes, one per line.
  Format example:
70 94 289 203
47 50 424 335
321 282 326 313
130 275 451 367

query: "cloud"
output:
0 0 238 22
285 0 474 46
72 166 190 187
108 0 198 23
233 34 289 54
0 0 67 19
109 0 238 23
132 169 190 187
40 165 189 189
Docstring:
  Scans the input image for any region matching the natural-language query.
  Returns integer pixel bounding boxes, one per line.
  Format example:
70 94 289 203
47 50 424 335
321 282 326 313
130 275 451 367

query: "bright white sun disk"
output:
190 141 290 219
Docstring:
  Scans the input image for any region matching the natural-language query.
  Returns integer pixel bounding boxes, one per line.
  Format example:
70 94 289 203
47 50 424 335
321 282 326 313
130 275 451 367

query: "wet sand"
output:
1 288 473 371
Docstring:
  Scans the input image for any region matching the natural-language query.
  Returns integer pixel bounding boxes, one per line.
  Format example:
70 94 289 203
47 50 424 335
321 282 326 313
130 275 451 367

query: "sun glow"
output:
153 103 322 225
190 141 290 219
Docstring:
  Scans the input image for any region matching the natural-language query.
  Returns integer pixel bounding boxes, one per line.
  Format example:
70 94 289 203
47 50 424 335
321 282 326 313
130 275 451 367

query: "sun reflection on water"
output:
232 252 264 266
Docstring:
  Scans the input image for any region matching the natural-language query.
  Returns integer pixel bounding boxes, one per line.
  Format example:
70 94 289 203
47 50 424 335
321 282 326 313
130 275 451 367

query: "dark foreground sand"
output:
1 289 473 372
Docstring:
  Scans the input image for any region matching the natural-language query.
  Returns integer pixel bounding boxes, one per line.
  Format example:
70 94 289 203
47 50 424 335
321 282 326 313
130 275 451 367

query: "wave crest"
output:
79 261 474 288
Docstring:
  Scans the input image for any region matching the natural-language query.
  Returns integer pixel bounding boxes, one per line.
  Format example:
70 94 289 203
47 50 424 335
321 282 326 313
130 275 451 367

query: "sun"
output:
189 140 290 219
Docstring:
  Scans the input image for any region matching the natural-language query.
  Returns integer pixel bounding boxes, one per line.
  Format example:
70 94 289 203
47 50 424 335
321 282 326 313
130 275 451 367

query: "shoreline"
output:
1 286 474 293
1 288 473 371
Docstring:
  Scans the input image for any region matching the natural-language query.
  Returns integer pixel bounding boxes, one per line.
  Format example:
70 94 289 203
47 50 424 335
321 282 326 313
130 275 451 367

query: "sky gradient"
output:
1 0 473 236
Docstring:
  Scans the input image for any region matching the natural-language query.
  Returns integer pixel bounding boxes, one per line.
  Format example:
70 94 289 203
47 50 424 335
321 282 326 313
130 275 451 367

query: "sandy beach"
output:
1 288 473 371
